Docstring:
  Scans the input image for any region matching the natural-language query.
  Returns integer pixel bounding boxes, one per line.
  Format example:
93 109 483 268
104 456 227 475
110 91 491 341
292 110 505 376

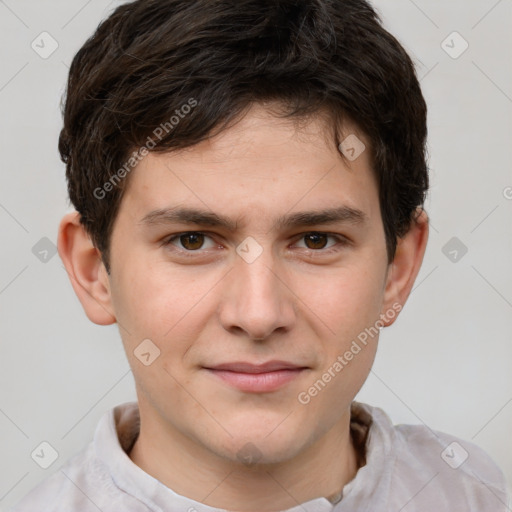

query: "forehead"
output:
119 104 380 228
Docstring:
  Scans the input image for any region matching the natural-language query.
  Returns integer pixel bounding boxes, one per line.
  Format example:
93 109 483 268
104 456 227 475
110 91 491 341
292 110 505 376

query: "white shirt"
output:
10 401 511 512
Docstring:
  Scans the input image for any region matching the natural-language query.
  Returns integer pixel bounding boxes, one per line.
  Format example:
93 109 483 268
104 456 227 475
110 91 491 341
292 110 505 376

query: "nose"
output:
217 247 296 341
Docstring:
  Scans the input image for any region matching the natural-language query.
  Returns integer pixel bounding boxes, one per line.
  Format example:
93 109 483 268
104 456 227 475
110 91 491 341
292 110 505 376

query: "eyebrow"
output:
139 205 367 231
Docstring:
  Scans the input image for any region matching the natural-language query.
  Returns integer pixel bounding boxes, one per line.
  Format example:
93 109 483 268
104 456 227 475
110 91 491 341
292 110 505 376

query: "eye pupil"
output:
305 233 328 249
181 233 204 250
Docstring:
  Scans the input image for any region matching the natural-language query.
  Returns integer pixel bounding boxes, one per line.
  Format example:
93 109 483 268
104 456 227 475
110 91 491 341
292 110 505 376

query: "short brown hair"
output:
59 0 428 273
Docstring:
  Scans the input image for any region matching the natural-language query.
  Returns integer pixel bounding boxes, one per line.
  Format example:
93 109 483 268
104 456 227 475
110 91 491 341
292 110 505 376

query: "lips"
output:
207 361 306 373
204 361 308 393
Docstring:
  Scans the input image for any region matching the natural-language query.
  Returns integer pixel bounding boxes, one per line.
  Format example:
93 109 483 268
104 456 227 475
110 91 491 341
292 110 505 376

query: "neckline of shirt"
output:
93 400 396 511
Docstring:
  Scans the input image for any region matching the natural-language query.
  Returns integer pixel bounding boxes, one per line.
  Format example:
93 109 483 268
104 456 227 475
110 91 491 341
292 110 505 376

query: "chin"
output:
208 421 310 467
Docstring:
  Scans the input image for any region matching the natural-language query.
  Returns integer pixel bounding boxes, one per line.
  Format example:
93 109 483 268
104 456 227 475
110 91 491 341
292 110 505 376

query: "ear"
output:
380 209 429 327
57 211 116 325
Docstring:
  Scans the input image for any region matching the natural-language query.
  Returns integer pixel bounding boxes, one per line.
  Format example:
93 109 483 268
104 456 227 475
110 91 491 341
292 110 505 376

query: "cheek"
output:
110 259 215 354
111 265 208 400
115 255 205 319
295 269 384 421
302 264 386 340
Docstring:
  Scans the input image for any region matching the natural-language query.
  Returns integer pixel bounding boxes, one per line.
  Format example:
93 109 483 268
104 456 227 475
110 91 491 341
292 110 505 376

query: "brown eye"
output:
179 232 205 250
303 233 329 249
164 231 218 254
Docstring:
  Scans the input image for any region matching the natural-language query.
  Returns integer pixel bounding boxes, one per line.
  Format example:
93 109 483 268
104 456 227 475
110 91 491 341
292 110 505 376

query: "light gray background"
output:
0 0 511 509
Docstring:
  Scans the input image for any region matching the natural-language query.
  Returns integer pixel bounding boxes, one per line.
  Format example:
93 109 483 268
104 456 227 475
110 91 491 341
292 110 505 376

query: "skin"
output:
58 103 428 511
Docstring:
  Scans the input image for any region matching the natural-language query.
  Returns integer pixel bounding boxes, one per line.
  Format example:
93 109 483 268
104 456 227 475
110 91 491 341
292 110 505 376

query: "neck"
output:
128 405 361 511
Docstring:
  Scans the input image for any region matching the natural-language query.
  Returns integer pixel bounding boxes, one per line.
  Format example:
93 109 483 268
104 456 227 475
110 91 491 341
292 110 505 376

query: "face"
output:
105 104 394 464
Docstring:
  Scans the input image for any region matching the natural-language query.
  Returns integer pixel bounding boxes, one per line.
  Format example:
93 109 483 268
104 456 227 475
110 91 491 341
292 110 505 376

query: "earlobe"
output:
57 211 116 326
380 209 429 327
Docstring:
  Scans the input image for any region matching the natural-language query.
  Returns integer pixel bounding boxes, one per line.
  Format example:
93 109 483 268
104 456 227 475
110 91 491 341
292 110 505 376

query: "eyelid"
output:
291 232 352 252
162 230 351 255
163 231 218 250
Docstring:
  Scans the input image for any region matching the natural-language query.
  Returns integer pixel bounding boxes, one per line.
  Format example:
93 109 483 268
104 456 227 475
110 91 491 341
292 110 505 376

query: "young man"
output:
12 0 510 510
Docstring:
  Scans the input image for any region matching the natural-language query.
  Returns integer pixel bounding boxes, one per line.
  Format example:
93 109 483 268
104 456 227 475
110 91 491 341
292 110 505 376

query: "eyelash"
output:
161 231 350 258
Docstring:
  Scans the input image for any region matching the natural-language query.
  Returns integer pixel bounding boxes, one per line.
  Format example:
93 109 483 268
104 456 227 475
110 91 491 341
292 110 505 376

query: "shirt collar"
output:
93 400 396 511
